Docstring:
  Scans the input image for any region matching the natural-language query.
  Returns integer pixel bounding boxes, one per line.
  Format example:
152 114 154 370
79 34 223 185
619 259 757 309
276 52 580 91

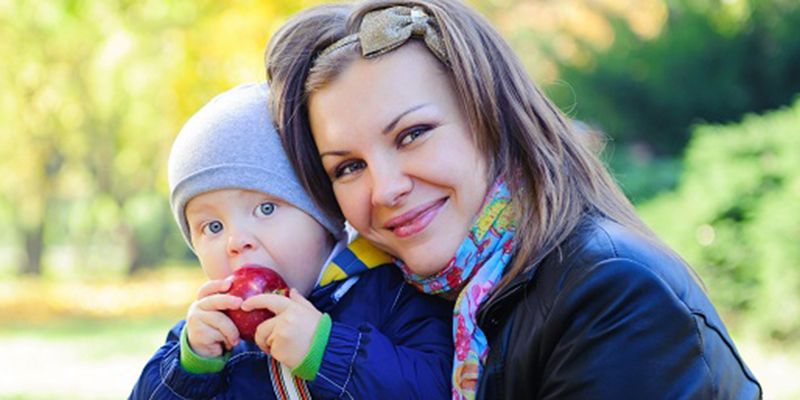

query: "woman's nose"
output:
369 161 413 208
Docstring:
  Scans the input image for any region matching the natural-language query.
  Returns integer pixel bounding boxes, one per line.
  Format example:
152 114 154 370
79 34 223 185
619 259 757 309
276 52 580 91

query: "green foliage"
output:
603 145 682 204
552 0 800 155
1 0 192 274
640 97 800 341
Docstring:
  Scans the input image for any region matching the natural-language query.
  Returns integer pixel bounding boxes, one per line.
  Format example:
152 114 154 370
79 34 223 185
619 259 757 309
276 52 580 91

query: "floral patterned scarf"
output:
397 179 517 400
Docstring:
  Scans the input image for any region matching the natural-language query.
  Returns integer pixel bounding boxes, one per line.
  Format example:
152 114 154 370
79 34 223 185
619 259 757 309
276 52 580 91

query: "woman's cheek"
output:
334 182 363 225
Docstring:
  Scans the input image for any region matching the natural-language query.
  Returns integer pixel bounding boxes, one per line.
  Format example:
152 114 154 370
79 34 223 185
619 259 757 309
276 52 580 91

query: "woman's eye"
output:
398 125 432 147
334 160 367 178
203 221 223 235
256 202 276 217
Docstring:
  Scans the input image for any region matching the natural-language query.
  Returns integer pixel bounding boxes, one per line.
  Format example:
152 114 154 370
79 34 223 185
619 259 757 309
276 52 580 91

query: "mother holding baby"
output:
266 0 761 398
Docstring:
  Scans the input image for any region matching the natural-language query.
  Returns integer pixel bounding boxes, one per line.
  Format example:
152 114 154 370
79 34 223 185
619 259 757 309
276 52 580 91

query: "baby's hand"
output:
242 288 322 368
185 279 243 358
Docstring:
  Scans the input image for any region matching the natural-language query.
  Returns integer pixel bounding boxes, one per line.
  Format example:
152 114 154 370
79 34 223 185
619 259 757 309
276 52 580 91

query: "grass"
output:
737 336 800 400
0 268 202 399
0 315 180 400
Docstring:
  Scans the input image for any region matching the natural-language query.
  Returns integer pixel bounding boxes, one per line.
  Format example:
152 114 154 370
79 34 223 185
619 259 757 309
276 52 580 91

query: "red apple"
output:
224 265 289 342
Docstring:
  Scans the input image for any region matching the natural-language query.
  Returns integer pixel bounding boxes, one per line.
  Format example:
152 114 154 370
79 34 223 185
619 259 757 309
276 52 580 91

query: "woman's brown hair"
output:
267 0 680 295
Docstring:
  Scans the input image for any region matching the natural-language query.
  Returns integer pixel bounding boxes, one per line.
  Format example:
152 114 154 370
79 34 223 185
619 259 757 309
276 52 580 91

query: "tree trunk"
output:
122 223 146 275
21 225 44 276
128 247 146 275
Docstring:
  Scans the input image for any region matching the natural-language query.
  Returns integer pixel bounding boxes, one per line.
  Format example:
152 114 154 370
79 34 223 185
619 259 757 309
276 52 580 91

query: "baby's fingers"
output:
197 279 232 299
197 293 243 312
199 312 241 350
186 324 227 358
254 317 277 353
241 293 291 314
289 288 314 309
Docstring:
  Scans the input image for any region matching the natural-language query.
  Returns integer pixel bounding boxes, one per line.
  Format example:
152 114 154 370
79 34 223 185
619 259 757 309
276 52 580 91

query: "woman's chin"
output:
393 234 463 277
400 251 451 278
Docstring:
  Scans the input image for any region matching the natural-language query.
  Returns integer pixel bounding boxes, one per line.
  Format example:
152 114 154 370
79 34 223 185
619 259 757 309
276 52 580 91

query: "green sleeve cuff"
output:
179 324 231 374
292 313 332 380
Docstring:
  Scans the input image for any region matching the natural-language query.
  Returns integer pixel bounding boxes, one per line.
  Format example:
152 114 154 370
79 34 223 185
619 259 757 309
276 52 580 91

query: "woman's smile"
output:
382 197 448 238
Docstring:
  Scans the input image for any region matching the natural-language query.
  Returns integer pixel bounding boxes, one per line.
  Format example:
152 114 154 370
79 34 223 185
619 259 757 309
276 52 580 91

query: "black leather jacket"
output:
476 216 761 399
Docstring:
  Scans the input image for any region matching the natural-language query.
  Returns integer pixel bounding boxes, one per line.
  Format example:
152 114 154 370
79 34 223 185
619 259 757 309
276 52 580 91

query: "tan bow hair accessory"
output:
318 5 449 65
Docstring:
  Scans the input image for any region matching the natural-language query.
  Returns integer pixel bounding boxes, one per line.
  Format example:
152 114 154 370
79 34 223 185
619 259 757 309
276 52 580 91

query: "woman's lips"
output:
383 198 447 238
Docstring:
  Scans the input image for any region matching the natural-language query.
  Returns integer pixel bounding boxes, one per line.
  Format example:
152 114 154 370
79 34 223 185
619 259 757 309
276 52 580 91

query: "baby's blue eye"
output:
256 202 276 217
204 221 223 235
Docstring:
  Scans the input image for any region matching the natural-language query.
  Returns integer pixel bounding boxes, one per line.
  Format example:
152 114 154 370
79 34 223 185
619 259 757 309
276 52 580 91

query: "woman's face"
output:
308 43 490 277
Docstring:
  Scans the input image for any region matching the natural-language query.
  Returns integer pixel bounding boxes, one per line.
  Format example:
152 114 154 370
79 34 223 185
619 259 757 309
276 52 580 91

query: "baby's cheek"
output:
286 270 317 296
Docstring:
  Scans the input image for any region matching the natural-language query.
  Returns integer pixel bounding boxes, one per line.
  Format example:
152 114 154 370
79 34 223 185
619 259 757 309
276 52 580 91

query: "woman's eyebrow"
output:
320 149 350 159
382 103 430 135
320 103 432 158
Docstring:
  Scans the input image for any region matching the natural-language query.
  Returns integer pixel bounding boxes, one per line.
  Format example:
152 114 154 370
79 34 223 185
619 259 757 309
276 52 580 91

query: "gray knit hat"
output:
168 83 344 249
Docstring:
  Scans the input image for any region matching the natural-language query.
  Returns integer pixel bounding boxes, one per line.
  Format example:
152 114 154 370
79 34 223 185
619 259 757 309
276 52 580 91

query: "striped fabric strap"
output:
267 236 390 399
269 356 312 400
318 236 392 287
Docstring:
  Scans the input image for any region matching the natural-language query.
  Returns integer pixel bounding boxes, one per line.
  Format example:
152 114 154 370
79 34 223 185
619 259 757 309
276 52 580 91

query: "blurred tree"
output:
77 1 224 273
0 1 198 275
477 0 679 203
641 98 800 341
480 0 800 203
480 0 669 82
549 0 800 155
0 2 75 275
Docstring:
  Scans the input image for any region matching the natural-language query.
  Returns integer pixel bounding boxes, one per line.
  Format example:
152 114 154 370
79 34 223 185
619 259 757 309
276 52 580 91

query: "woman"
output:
266 1 762 398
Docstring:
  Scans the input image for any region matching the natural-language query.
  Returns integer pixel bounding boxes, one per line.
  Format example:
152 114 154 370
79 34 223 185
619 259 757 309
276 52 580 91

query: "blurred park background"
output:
1 0 798 398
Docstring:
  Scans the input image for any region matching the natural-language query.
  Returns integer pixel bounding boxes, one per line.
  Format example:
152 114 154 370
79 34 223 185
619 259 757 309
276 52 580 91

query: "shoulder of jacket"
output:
338 263 408 312
528 217 688 296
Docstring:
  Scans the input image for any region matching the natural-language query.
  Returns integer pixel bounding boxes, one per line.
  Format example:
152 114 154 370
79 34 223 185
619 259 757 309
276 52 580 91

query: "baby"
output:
130 83 452 399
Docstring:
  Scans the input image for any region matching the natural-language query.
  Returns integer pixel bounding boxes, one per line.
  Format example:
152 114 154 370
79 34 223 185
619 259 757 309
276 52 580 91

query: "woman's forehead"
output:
308 43 454 136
